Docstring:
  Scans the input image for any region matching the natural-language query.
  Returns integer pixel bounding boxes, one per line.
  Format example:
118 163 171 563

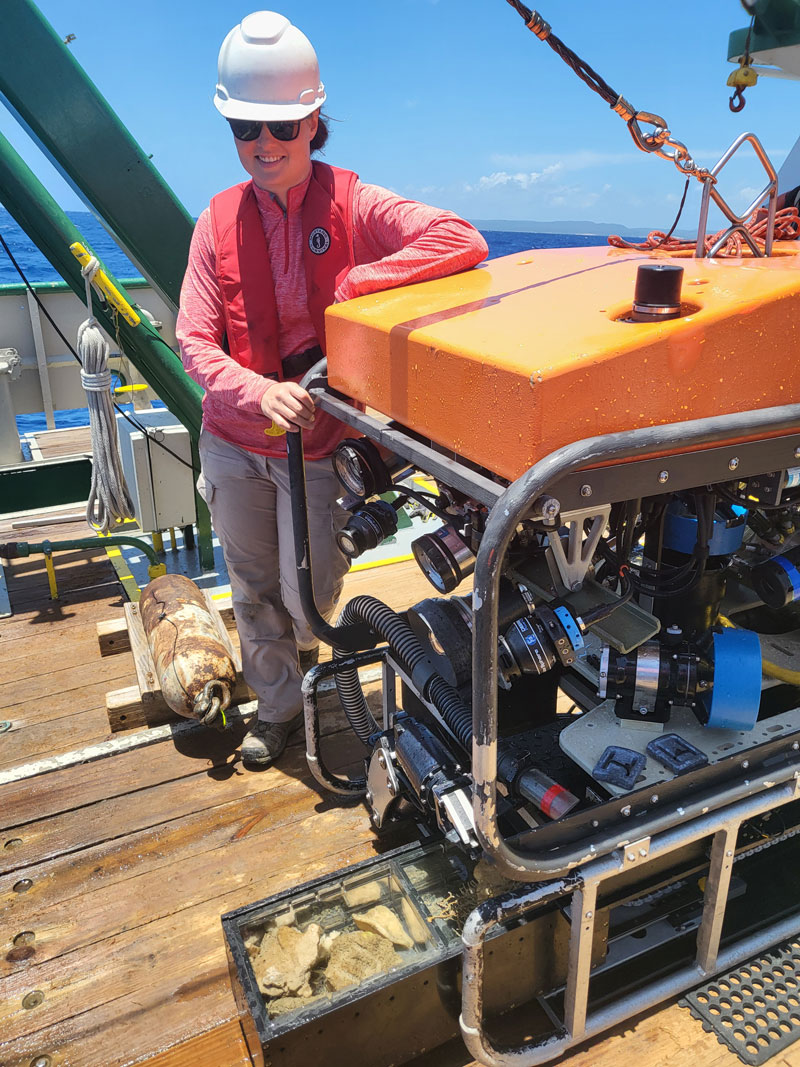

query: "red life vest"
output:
209 161 358 378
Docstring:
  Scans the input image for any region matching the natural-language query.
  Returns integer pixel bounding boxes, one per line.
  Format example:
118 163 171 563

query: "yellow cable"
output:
761 660 800 686
719 614 800 686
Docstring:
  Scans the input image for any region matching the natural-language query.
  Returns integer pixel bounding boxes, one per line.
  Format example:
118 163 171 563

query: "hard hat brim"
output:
213 91 325 122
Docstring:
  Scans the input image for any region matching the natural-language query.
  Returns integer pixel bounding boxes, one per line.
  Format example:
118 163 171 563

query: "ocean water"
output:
1 210 616 434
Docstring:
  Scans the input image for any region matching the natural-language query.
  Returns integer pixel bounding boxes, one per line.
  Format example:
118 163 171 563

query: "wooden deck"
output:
24 425 93 462
2 506 800 1067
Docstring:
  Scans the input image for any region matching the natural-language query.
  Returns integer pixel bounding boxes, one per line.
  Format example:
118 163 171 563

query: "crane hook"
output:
729 87 747 112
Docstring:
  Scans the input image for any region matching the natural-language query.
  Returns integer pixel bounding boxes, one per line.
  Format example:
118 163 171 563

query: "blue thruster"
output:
703 627 762 731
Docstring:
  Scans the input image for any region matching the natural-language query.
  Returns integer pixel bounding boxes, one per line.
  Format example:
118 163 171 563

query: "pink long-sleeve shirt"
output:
177 171 488 458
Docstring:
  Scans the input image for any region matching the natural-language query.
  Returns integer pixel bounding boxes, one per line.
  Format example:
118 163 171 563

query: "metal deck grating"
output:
681 939 800 1064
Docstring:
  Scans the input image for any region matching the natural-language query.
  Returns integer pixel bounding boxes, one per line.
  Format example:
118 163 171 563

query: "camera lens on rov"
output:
332 437 404 498
336 500 399 559
412 526 475 593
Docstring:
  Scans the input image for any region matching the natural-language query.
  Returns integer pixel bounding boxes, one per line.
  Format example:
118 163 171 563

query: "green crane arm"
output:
0 130 203 439
0 0 195 313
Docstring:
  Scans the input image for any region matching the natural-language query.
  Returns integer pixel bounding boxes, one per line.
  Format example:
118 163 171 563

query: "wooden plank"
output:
0 742 302 874
6 577 122 616
143 1019 253 1067
0 780 365 973
105 687 254 734
0 760 369 974
0 580 125 629
0 515 97 541
123 601 161 705
6 558 113 595
1 681 368 833
0 706 111 772
7 548 108 575
1 535 120 615
106 684 175 731
30 426 93 459
0 708 369 874
0 655 136 717
0 707 368 874
205 593 236 628
0 597 123 643
0 838 375 1067
3 671 136 731
0 723 246 830
0 817 377 1037
106 673 256 733
3 633 109 683
96 616 131 656
6 575 122 613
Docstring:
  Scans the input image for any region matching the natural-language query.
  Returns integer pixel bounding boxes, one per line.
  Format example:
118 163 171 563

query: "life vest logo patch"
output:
308 227 331 254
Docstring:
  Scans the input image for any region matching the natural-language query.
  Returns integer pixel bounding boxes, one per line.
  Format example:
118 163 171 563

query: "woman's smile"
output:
235 112 318 206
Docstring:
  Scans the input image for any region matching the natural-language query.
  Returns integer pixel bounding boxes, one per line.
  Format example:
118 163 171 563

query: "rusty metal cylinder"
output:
139 573 237 725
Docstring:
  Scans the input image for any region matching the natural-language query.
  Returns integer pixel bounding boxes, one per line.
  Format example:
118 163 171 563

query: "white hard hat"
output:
214 11 326 121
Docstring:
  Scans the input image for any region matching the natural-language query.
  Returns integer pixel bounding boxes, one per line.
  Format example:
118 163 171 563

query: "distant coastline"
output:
0 210 642 287
469 217 692 239
0 209 690 288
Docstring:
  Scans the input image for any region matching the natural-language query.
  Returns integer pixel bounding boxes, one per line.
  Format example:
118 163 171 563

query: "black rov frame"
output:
286 386 800 1065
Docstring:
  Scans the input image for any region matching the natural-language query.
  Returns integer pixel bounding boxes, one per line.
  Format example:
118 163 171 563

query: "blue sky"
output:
1 0 797 231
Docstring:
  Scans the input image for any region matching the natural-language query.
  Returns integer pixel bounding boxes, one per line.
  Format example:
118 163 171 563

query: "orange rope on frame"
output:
608 206 800 255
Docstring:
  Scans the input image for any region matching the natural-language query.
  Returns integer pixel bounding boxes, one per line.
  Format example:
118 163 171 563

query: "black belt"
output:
279 344 324 381
221 331 323 382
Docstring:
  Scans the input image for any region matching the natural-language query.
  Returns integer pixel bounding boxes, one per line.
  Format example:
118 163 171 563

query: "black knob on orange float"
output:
633 263 684 320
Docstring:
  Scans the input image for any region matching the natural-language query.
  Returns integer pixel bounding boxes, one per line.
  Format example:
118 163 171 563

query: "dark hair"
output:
311 112 329 154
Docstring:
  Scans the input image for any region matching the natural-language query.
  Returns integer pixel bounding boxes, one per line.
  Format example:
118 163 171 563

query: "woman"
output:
177 10 488 767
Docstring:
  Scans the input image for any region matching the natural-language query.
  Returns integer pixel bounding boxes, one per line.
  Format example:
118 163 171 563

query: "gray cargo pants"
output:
198 429 349 723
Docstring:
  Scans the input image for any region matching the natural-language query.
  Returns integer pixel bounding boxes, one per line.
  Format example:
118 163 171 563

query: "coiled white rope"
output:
78 257 135 532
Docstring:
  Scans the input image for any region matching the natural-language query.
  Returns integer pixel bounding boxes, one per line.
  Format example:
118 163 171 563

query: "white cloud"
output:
467 163 563 192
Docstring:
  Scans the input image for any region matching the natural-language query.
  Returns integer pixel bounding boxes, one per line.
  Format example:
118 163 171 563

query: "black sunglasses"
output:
227 118 302 142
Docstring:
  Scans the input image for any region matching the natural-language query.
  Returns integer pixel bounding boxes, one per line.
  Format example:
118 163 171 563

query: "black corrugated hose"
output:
334 595 473 750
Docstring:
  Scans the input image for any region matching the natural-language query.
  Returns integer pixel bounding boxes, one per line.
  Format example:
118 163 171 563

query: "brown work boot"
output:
241 712 304 767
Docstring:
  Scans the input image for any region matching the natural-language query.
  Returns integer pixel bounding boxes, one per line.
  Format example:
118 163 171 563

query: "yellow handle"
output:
44 551 59 600
69 242 141 327
264 422 287 437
